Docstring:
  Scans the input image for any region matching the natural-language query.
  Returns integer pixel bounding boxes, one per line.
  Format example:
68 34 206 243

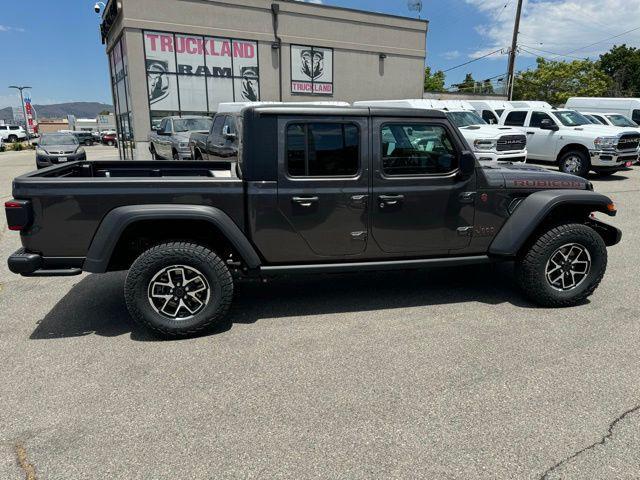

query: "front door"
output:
526 111 558 161
276 117 369 261
371 118 475 255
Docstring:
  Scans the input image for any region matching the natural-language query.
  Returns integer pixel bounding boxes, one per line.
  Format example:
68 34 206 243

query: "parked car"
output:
101 131 118 146
579 112 640 131
35 133 86 169
565 97 640 125
70 131 95 146
149 116 213 160
355 99 527 163
508 100 553 110
498 108 639 177
5 104 621 337
0 124 27 143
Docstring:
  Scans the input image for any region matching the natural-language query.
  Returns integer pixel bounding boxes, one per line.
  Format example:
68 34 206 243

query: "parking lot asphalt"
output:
0 149 639 479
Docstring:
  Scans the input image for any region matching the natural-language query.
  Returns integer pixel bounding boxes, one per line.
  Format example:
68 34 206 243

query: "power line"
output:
519 46 588 61
552 25 640 58
442 48 505 73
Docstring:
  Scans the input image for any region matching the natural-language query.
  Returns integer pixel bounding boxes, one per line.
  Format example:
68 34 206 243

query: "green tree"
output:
99 109 112 116
458 73 477 92
512 57 611 105
423 66 446 92
599 44 640 96
481 79 494 94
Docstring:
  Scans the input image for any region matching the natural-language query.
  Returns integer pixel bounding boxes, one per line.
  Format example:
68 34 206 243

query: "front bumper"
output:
177 147 192 160
8 248 82 277
475 149 527 163
590 149 638 168
36 152 87 169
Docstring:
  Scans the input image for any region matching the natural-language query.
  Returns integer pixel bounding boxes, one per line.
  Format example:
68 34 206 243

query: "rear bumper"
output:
8 248 82 277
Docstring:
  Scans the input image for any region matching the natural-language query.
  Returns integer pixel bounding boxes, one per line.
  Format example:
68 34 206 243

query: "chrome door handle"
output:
378 194 404 207
526 131 535 135
292 196 319 207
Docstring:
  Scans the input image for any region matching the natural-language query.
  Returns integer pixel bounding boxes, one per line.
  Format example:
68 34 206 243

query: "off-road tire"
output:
7 135 17 143
172 150 179 160
124 242 233 337
516 223 607 307
149 145 159 160
558 150 590 178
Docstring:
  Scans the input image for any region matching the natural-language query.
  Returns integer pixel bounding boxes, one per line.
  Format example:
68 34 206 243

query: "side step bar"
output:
259 255 493 275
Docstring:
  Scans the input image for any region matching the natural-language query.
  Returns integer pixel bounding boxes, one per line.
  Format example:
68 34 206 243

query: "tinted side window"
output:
530 111 554 128
482 110 498 124
504 111 527 126
286 123 359 177
223 116 236 136
632 110 640 124
381 124 457 176
592 115 606 124
211 116 225 136
158 119 167 132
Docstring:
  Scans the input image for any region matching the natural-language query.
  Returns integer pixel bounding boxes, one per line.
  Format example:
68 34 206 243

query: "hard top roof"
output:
247 104 447 118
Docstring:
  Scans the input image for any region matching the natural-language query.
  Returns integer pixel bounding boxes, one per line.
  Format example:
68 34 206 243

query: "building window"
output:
143 31 260 121
286 123 359 177
380 124 457 176
109 35 134 160
290 45 334 96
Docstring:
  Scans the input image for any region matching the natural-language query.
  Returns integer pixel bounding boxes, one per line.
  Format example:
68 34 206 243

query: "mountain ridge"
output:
0 102 114 123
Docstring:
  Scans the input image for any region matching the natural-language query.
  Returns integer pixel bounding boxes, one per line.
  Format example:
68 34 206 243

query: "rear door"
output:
205 115 225 160
276 117 369 261
370 118 475 255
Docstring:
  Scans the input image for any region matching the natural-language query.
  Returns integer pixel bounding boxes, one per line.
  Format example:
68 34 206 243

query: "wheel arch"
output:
556 143 590 164
489 190 619 257
83 205 262 273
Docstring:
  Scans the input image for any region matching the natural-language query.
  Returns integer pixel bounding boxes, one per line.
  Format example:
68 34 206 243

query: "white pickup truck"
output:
498 108 639 177
354 99 528 163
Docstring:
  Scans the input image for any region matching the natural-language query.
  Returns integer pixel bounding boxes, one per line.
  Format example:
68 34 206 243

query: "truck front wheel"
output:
516 223 607 307
559 150 590 177
124 242 234 337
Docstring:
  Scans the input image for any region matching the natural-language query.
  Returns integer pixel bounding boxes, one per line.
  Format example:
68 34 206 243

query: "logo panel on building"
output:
291 45 333 95
143 31 260 112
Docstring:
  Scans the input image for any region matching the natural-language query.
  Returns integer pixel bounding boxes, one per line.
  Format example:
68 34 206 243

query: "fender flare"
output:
489 189 616 257
83 204 261 273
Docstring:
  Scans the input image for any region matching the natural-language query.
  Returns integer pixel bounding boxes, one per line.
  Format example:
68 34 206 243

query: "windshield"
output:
583 115 600 124
40 134 79 146
447 111 487 127
553 110 591 126
173 117 213 132
606 114 638 127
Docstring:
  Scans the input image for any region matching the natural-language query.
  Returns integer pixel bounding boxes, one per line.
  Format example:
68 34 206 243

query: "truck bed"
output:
13 160 244 258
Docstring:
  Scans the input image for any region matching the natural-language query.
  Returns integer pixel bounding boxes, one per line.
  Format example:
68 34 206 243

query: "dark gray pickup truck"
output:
6 105 621 337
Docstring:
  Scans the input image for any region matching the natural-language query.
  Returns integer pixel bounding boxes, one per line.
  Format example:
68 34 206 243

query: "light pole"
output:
9 85 32 145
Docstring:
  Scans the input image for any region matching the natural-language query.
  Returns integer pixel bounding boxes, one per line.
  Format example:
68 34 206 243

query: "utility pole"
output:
9 85 31 146
506 0 524 100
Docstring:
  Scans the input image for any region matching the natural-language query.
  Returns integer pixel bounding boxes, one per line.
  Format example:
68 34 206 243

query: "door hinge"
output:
459 192 476 204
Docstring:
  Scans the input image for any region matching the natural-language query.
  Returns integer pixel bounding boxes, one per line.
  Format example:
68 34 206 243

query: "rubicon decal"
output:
509 179 585 189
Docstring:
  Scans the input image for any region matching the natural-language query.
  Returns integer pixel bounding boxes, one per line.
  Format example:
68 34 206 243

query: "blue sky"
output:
1 0 639 107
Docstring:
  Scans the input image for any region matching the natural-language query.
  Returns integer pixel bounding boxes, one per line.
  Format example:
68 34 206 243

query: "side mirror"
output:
540 119 559 131
222 125 236 140
458 151 476 178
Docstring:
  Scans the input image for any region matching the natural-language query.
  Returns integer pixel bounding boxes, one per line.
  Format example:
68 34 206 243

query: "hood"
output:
458 124 522 140
481 161 590 190
39 144 79 152
569 124 636 136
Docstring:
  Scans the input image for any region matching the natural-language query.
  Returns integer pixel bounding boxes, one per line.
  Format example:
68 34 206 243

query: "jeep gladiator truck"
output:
499 108 640 177
6 105 621 337
148 116 213 160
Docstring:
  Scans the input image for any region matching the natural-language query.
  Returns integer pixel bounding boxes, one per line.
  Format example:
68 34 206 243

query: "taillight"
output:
5 199 32 231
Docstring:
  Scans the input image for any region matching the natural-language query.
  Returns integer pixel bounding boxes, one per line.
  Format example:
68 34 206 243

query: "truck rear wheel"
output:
559 150 590 177
124 242 234 337
516 224 607 307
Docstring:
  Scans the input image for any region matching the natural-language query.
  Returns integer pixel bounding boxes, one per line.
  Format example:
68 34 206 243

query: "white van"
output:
566 97 640 125
467 100 512 125
354 99 528 163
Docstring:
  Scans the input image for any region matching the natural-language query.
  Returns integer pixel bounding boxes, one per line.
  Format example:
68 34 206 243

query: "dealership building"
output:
101 0 428 159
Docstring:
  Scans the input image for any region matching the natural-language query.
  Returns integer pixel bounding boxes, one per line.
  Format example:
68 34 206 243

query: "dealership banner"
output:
144 31 260 112
291 45 333 95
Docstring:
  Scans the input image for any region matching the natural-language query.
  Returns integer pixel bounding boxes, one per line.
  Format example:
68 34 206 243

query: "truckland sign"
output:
143 31 260 113
291 45 333 95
